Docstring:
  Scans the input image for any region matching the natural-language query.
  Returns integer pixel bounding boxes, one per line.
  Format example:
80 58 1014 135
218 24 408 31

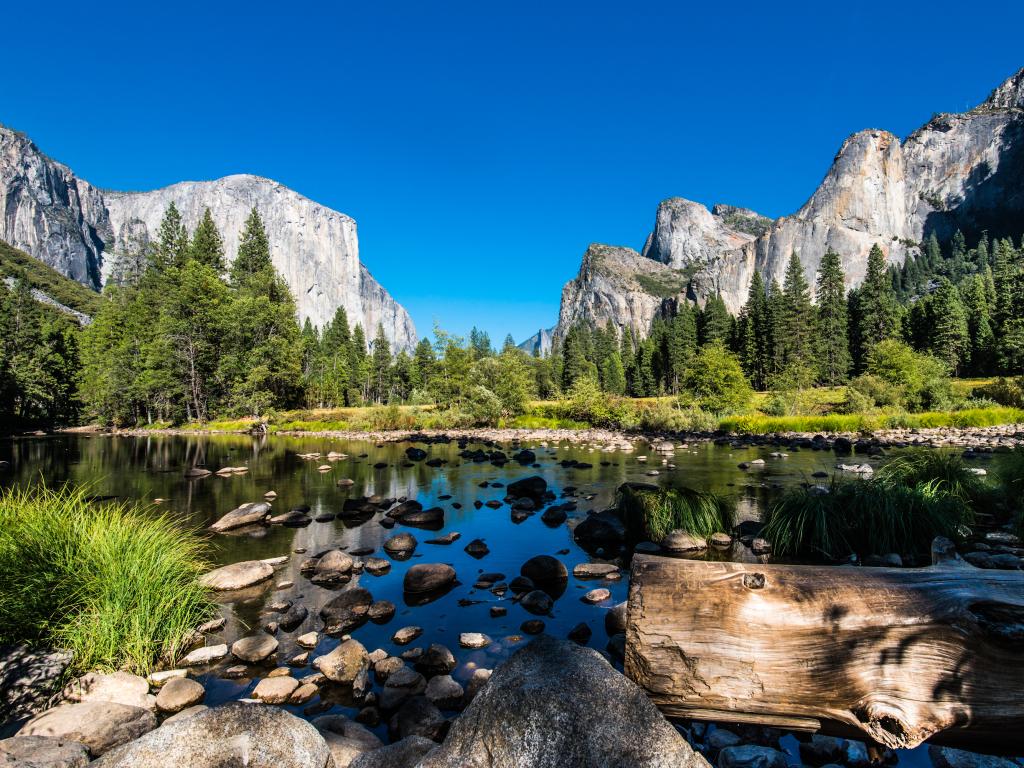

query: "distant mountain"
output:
0 126 417 350
547 67 1024 344
518 326 555 357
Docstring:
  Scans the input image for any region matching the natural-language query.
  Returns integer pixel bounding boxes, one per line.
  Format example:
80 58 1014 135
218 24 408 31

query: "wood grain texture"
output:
625 543 1024 750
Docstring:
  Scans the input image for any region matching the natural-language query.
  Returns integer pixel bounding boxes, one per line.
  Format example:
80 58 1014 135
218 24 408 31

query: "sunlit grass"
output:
0 485 214 674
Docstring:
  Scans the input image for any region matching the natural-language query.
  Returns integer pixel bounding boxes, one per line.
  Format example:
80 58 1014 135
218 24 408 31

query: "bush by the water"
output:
876 451 992 506
0 486 214 674
761 474 972 560
617 483 733 542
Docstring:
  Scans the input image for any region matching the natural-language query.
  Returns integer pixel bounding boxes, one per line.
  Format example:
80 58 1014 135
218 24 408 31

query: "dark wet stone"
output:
403 564 456 594
507 476 547 500
464 539 490 558
520 555 567 585
519 590 553 615
368 600 396 624
520 619 545 635
567 623 592 644
383 532 418 556
414 644 456 678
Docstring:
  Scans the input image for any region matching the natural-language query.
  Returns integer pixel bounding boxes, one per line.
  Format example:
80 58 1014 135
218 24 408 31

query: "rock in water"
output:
199 560 274 591
349 736 437 768
403 564 456 594
415 636 709 768
89 702 332 767
209 502 271 532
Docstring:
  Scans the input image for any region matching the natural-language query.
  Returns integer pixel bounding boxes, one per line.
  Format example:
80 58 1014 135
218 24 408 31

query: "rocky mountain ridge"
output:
549 67 1024 344
0 126 417 350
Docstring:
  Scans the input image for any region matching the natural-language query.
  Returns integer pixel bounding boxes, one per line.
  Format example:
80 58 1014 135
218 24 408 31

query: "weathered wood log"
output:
625 540 1024 751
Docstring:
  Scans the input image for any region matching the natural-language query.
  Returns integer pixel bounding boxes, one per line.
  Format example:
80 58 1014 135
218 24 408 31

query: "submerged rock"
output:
415 636 709 768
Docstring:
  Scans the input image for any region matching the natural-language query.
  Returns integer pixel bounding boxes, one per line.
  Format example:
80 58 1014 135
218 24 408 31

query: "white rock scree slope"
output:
0 126 417 351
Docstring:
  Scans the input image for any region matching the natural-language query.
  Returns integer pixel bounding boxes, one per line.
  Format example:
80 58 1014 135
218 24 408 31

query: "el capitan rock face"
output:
0 125 416 351
552 67 1024 338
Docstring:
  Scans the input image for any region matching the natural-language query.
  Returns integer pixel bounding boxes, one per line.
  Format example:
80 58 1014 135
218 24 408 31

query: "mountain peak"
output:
980 67 1024 110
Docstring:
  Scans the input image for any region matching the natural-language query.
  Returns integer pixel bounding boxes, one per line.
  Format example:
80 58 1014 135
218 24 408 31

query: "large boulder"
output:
312 715 383 767
209 502 271 532
929 746 1020 768
199 561 274 591
0 735 90 767
416 636 709 768
90 702 332 767
59 671 152 711
19 702 157 757
349 736 436 768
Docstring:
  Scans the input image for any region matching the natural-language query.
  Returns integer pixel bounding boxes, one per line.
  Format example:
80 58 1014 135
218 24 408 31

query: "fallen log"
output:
625 539 1024 752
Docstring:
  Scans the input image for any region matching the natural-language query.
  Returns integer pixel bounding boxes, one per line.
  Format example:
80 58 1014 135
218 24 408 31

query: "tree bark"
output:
625 541 1024 751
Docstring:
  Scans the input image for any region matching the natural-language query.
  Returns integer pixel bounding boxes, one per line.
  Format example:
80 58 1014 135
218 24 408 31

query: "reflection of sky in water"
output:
0 434 934 761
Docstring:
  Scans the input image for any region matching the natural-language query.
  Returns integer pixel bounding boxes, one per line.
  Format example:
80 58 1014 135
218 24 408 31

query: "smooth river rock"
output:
90 702 333 768
209 502 272 532
199 560 274 591
0 735 90 767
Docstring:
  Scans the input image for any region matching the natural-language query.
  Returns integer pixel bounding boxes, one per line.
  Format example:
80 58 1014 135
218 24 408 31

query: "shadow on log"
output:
625 538 1024 753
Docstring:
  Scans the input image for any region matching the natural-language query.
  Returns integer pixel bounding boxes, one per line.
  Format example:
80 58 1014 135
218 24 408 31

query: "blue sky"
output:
3 1 1022 344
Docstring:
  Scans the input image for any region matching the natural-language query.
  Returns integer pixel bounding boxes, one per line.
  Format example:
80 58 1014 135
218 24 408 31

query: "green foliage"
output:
975 377 1024 408
0 485 214 674
869 339 953 410
815 249 851 385
637 400 718 433
680 343 752 414
0 239 104 317
617 483 734 542
0 276 82 428
762 476 972 560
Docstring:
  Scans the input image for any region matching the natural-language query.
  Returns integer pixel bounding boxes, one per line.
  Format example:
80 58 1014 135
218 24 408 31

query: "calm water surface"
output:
0 433 931 762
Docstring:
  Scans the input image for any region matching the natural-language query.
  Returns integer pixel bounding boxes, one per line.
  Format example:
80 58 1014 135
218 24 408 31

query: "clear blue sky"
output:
3 1 1021 344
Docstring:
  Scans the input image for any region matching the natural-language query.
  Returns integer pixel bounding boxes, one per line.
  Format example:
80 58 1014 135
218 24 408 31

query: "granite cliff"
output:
0 126 417 350
551 67 1024 342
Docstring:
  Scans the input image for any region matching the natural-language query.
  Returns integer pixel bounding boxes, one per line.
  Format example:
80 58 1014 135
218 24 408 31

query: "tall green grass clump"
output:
762 478 972 560
617 483 733 542
876 451 992 506
0 486 214 674
994 447 1024 536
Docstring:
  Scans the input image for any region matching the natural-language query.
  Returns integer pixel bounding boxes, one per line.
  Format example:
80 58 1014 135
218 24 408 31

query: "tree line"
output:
553 232 1024 402
4 212 1023 429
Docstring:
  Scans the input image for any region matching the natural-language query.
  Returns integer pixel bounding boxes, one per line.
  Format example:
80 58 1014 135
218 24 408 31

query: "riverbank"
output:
71 421 1024 453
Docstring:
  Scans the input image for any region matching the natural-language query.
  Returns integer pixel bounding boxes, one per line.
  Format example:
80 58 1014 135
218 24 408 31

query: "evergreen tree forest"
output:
4 219 1024 430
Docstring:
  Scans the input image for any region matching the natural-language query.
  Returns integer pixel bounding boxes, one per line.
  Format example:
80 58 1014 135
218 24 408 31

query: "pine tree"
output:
153 203 189 271
780 253 816 368
601 351 627 395
766 278 786 376
369 324 392 403
698 294 730 346
814 250 851 385
852 244 900 368
961 274 995 374
736 273 769 389
667 305 697 393
927 278 970 374
231 208 272 286
190 208 226 272
350 324 368 403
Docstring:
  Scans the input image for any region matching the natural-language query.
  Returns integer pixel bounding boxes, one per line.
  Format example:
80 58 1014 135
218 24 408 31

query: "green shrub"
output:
637 400 717 433
0 486 214 674
617 483 733 542
865 339 953 411
975 377 1024 408
681 343 752 414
